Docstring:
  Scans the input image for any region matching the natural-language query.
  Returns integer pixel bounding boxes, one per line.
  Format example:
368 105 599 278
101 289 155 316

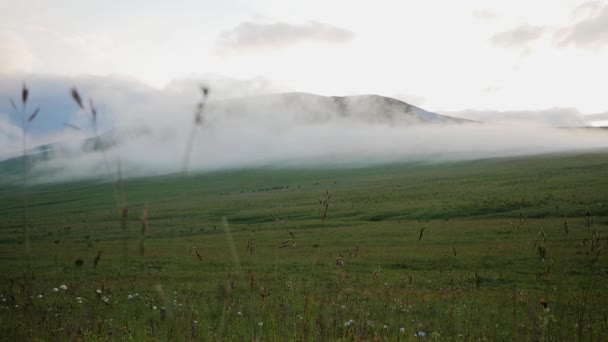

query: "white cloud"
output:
217 20 354 55
556 2 608 48
0 30 34 74
472 10 498 20
490 24 546 48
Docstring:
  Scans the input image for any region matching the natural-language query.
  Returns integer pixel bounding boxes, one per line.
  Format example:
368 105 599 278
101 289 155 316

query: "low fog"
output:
7 89 608 184
2 75 608 183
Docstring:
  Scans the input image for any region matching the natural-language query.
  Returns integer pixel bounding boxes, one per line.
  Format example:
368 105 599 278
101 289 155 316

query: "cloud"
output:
490 24 546 48
447 108 587 127
556 3 608 48
0 31 34 74
217 20 354 55
472 10 498 20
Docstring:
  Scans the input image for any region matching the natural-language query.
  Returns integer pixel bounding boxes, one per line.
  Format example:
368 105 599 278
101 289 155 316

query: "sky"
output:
2 0 608 113
2 0 608 177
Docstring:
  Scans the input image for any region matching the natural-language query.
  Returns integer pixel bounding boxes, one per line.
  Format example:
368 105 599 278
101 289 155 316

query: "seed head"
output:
70 87 85 110
22 83 29 105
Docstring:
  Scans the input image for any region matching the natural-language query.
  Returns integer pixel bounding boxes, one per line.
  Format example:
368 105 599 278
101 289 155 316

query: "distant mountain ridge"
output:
209 92 472 125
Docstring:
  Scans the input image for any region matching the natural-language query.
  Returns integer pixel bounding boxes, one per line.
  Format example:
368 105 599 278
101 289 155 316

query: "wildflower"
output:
383 324 388 330
152 306 157 310
59 285 68 291
237 311 243 316
102 297 110 304
340 305 346 310
367 320 373 327
344 319 355 327
193 320 198 324
127 295 133 300
415 331 427 337
96 289 102 294
258 321 263 327
38 295 43 299
53 288 59 292
400 327 406 334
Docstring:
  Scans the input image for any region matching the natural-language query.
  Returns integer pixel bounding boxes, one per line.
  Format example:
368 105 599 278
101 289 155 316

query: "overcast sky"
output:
2 0 608 115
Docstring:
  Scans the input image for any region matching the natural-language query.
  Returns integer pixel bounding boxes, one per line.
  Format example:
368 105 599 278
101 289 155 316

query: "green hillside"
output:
1 151 607 340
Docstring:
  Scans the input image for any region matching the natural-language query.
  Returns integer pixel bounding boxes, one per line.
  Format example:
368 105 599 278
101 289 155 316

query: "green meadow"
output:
1 151 607 340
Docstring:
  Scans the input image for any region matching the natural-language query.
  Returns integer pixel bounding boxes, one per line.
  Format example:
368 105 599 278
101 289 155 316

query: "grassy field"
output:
1 151 608 340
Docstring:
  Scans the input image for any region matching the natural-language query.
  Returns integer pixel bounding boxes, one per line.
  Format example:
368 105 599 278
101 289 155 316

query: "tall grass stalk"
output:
182 86 209 173
69 87 127 212
10 83 40 269
70 87 129 262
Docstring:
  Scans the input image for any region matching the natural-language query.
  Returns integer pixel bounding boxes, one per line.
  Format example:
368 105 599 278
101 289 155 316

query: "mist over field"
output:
1 75 608 183
17 98 608 183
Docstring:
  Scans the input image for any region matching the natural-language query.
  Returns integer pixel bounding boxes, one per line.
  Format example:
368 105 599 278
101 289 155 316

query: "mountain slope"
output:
208 92 471 125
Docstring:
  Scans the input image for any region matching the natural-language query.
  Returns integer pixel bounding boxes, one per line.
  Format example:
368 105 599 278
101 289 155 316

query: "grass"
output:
0 151 608 340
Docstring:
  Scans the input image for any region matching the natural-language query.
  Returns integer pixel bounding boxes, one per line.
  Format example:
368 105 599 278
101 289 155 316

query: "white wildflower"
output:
38 294 43 299
96 289 102 294
53 288 59 292
153 306 157 310
59 285 68 291
415 331 427 337
258 321 263 327
400 327 406 333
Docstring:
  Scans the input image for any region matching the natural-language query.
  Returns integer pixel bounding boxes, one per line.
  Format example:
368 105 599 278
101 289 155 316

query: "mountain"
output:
208 92 471 125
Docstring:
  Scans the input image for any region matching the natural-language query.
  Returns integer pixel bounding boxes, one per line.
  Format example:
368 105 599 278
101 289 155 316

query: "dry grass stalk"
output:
509 208 527 229
70 87 130 259
69 87 127 211
247 239 255 255
9 83 42 269
139 207 148 257
182 86 210 173
319 189 331 223
93 249 102 268
417 225 426 244
580 209 607 263
533 227 552 280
